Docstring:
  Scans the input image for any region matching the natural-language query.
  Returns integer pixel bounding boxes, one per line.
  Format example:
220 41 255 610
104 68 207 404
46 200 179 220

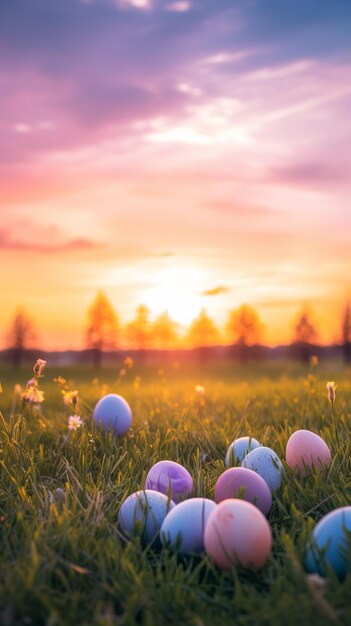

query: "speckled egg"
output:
214 467 272 515
204 499 272 570
286 429 331 476
93 393 132 436
241 446 284 492
161 498 217 554
145 460 193 503
225 436 261 467
305 507 351 579
118 489 174 545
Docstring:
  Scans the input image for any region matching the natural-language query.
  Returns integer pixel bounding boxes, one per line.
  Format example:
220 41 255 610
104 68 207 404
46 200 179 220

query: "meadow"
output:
0 360 351 626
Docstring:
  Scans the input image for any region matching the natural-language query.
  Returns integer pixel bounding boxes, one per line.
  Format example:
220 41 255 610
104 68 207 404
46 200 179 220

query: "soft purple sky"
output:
1 0 351 347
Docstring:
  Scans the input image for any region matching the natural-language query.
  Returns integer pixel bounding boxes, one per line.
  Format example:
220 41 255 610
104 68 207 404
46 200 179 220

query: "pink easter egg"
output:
214 467 272 516
286 429 331 477
204 499 272 571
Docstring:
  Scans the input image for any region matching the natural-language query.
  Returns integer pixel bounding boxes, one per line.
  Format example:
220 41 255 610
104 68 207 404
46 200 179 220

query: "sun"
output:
142 264 205 325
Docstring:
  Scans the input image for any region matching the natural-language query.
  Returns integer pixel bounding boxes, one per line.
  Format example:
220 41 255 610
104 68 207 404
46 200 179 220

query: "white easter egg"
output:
241 446 284 492
225 436 261 466
118 490 174 545
161 498 216 554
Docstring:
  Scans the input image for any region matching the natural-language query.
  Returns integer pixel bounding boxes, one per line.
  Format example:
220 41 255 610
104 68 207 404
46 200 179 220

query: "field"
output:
0 360 351 626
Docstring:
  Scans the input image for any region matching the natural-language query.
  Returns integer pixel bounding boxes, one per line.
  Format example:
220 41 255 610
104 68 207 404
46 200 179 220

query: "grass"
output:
0 360 351 626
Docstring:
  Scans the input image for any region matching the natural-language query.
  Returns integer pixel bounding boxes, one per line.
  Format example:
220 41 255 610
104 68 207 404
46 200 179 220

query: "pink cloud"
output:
0 227 102 253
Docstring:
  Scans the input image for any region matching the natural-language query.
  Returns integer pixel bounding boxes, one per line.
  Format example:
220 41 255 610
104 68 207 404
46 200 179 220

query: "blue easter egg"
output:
305 506 351 579
93 393 132 436
161 498 216 554
225 436 261 466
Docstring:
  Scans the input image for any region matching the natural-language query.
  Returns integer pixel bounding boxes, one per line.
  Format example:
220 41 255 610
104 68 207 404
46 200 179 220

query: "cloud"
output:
206 201 276 217
118 0 152 9
165 2 191 13
202 285 230 296
247 59 314 81
0 228 102 253
143 99 250 146
201 50 253 66
269 161 351 187
1 0 351 179
146 251 174 258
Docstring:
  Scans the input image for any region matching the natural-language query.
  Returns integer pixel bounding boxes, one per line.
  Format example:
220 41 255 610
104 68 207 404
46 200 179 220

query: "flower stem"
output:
331 402 339 450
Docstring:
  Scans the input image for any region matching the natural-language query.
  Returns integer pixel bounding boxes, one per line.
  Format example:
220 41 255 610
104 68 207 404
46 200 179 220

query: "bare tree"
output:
293 308 318 362
151 311 179 350
86 292 119 369
187 309 220 347
226 304 263 361
342 301 351 363
6 308 37 368
126 305 151 354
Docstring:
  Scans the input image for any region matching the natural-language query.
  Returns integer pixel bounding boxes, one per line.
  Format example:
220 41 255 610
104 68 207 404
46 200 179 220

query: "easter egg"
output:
161 498 216 554
204 499 272 570
118 489 174 545
145 460 193 503
93 394 132 436
286 429 331 476
214 467 272 516
305 507 351 579
225 436 261 467
241 446 283 492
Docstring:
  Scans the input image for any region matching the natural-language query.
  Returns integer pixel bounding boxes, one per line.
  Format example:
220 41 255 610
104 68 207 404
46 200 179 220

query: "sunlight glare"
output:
142 264 205 325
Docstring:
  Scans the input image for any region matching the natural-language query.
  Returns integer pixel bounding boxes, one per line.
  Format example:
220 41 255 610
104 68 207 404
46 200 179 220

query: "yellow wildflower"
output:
195 385 205 396
24 386 45 403
63 390 79 406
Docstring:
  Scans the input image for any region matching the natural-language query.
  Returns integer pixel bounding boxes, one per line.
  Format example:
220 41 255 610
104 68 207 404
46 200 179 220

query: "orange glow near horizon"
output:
0 246 349 350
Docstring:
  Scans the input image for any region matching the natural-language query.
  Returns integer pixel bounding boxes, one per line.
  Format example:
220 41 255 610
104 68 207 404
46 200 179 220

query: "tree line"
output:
4 292 351 368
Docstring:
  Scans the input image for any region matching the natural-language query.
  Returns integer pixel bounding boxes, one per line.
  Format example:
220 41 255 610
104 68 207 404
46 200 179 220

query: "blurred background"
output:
1 1 350 367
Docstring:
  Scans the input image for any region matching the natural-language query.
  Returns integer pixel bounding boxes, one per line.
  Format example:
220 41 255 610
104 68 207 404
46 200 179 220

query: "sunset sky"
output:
1 0 351 349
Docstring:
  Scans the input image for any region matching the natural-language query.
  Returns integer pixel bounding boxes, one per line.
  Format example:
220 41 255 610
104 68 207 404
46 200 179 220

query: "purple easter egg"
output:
214 467 272 516
145 460 193 503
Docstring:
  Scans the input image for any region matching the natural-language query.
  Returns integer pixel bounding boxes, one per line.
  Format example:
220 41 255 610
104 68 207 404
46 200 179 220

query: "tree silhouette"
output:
187 309 220 348
6 308 37 368
126 305 151 353
151 311 179 349
293 308 318 362
226 304 263 361
341 301 351 363
86 292 119 369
